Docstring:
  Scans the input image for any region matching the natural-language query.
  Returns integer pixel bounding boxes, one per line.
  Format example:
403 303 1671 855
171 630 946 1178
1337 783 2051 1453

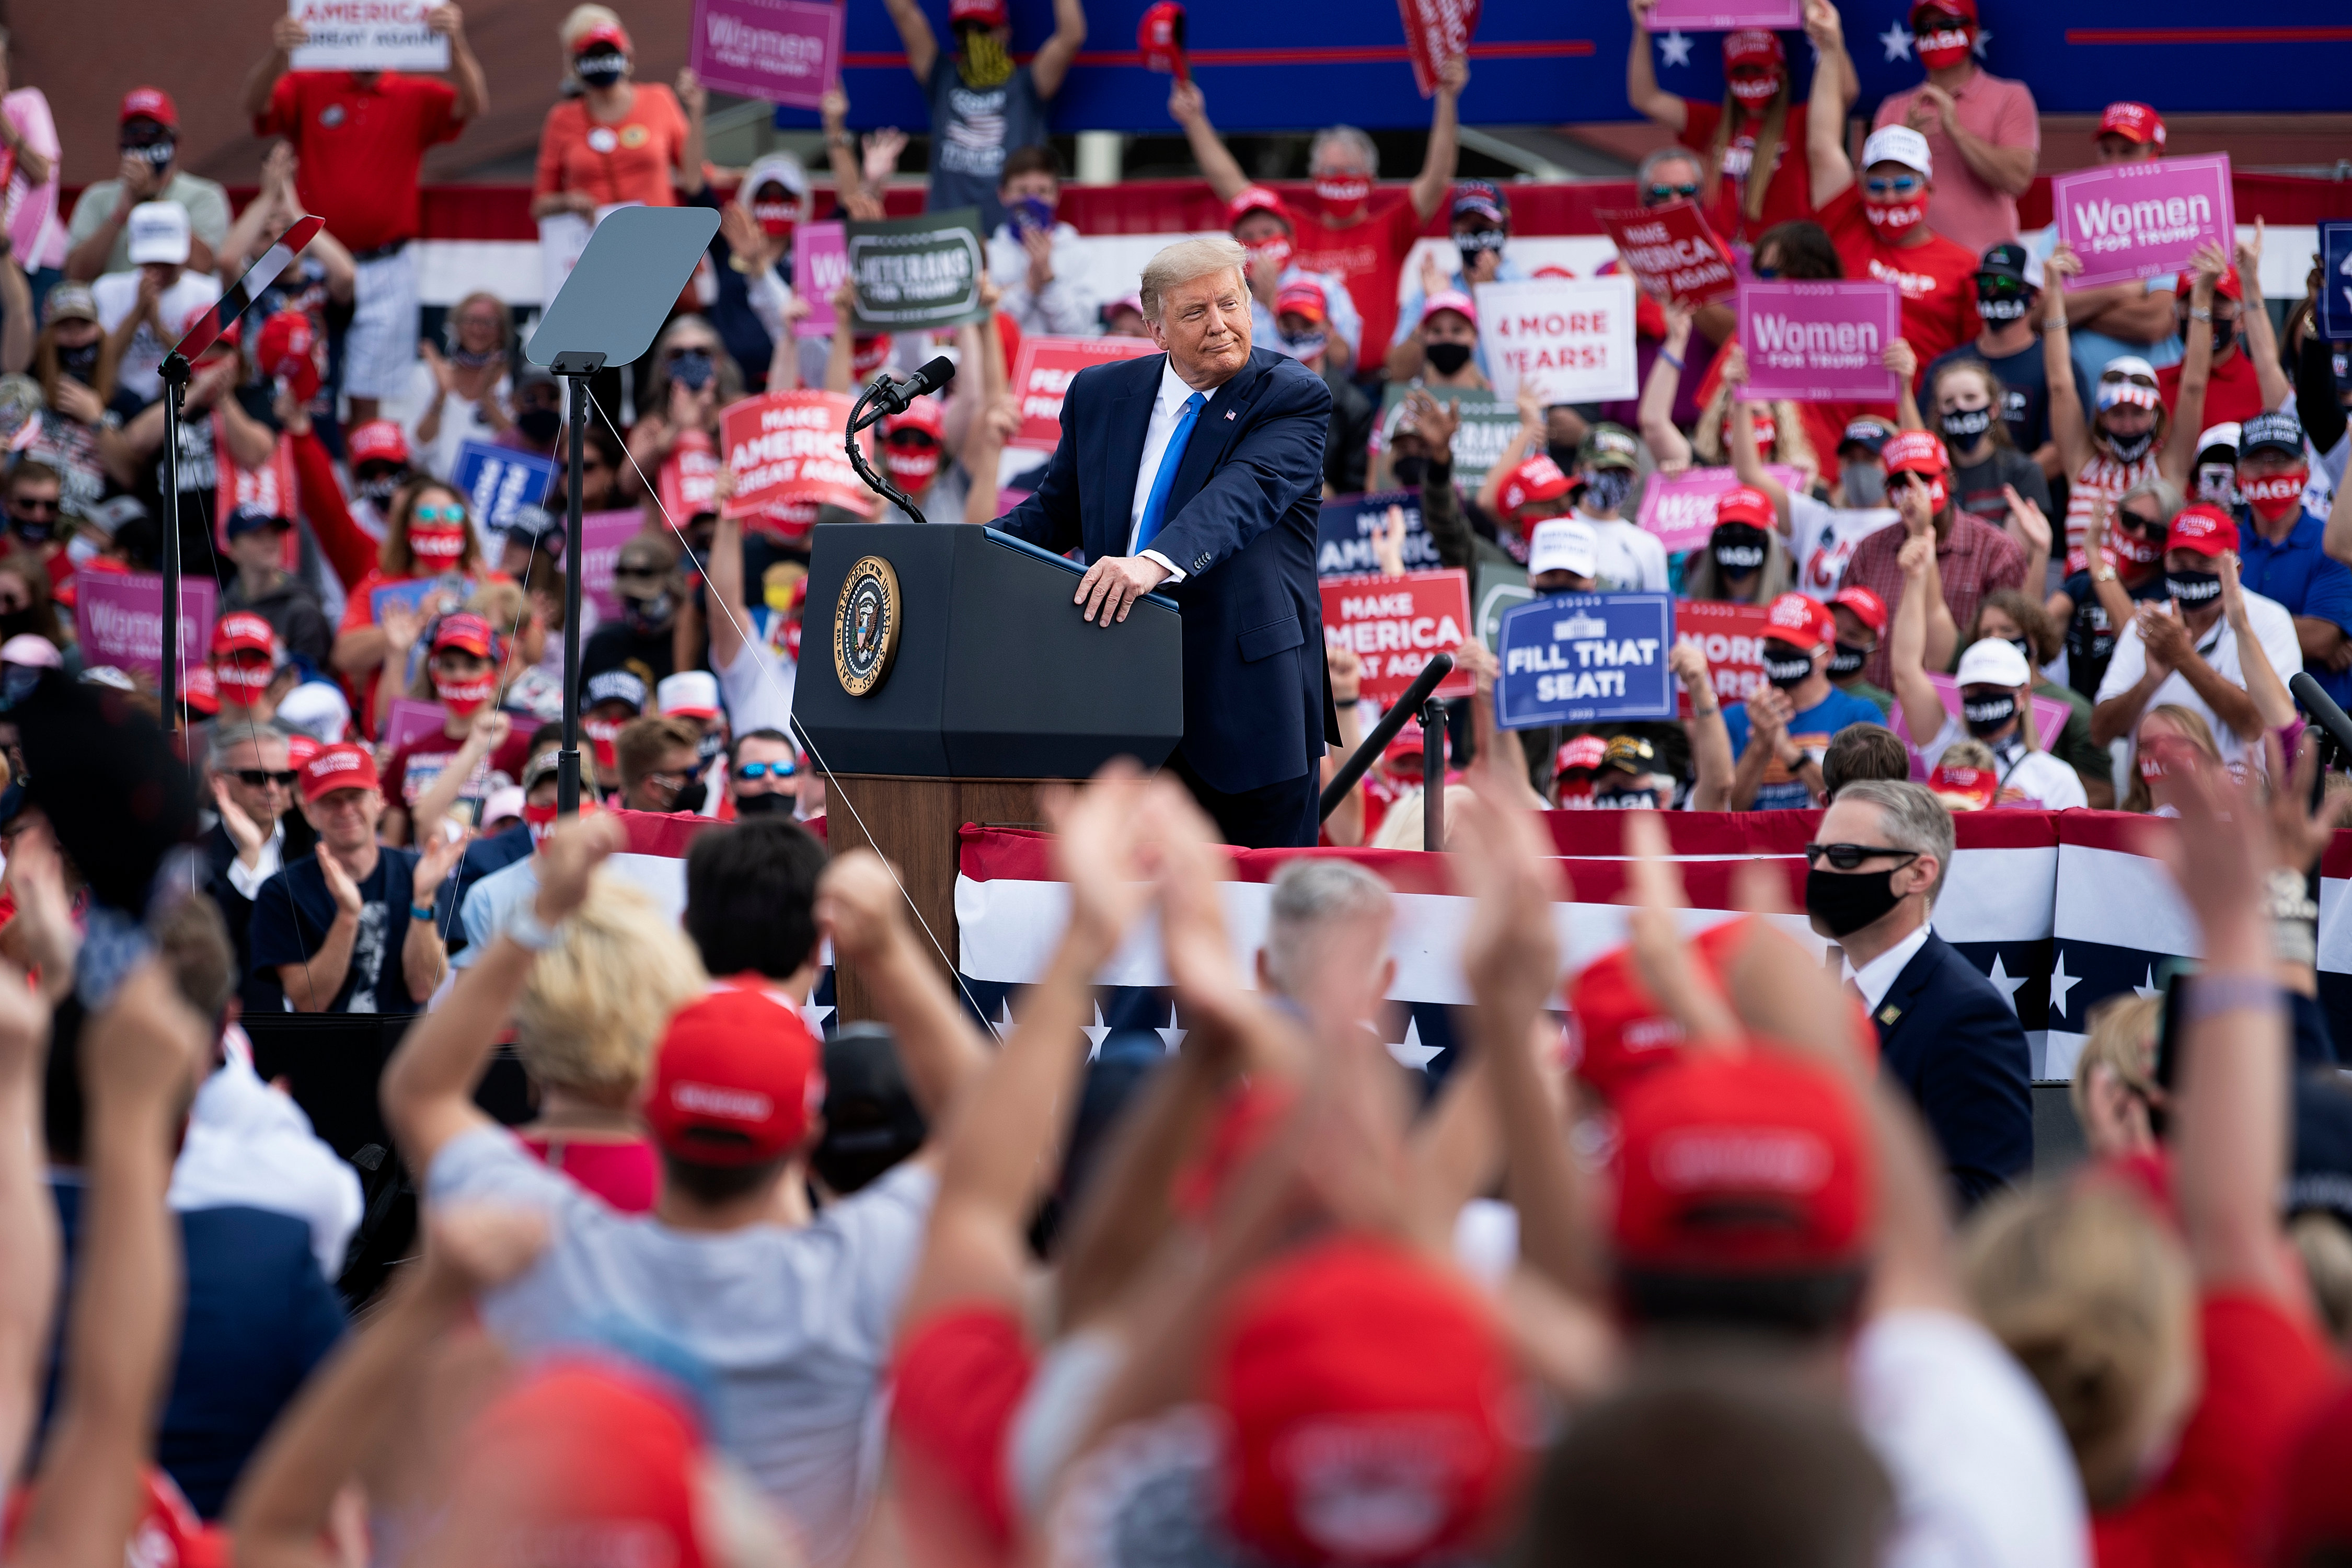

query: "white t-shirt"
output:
717 612 797 738
168 1028 364 1282
1921 713 2089 810
1575 511 1669 593
1850 1309 2090 1568
2093 592 2301 772
90 268 223 404
428 1127 938 1564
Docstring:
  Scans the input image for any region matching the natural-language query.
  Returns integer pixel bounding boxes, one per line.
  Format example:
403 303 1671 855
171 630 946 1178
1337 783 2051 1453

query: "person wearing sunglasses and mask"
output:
1835 431 2029 691
1725 591 1886 810
1679 481 1792 605
63 87 227 283
2048 479 2179 702
1866 0 2037 258
613 712 706 814
1891 574 2086 810
727 727 805 820
1387 182 1527 384
622 315 739 511
1625 5 1855 246
1924 243 2062 486
2222 410 2352 707
2161 252 2295 447
2092 505 2301 775
1806 777 2031 1208
0 460 72 609
383 612 535 846
1802 2 1984 366
1522 424 1667 592
202 729 318 1014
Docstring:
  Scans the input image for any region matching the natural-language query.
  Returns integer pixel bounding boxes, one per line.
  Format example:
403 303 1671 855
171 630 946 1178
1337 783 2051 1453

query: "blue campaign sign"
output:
1316 491 1444 578
2321 224 2352 344
1495 593 1677 729
452 442 558 533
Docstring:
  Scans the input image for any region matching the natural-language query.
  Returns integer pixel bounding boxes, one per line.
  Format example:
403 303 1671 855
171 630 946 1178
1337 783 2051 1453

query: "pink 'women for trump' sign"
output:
1643 0 1800 28
1637 464 1806 554
689 0 842 109
1737 280 1899 403
2052 154 2235 292
75 571 214 682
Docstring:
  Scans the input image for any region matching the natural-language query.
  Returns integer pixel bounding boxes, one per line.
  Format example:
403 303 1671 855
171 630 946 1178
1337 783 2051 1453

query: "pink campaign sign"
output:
793 221 847 339
688 0 842 110
1737 279 1899 403
1643 0 1799 28
580 510 644 622
74 571 214 682
2052 154 2235 292
1636 464 1805 554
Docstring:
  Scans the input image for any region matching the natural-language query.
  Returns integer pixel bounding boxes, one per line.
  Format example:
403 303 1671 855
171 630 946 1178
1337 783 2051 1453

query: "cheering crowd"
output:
0 0 2348 1563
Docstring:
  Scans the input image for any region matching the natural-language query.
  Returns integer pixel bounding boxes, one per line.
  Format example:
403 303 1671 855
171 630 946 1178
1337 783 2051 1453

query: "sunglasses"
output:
1644 182 1700 204
733 760 797 781
612 564 666 582
9 498 58 516
412 503 468 524
2116 508 2167 535
233 768 301 788
885 432 940 452
1804 843 1924 871
2100 372 2160 391
1864 176 1924 198
1975 277 2030 296
1886 469 1937 491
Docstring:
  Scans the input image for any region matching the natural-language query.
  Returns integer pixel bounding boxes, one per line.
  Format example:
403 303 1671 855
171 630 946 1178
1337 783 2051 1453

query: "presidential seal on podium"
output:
834 555 904 697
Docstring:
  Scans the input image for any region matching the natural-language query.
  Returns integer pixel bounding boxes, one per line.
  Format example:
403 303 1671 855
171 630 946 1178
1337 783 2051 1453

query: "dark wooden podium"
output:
796 525 1182 1019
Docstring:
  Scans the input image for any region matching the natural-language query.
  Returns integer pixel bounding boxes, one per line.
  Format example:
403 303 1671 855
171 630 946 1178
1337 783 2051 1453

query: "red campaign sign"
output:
1673 599 1772 717
1320 569 1475 707
1595 201 1739 310
659 428 721 524
719 390 874 523
1398 0 1481 96
1009 335 1159 451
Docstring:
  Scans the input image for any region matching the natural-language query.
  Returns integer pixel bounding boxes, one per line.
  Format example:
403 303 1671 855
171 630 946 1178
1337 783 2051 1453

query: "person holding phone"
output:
985 144 1097 337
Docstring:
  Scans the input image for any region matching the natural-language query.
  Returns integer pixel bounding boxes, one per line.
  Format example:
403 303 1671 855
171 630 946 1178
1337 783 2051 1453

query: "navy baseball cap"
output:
2239 410 2305 460
1451 180 1509 228
1839 420 1894 456
225 504 288 540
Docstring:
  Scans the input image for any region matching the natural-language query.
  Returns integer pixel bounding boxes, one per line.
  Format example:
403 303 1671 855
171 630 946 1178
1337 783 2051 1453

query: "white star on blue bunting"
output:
1879 20 1913 60
1657 29 1694 67
2048 950 2081 1021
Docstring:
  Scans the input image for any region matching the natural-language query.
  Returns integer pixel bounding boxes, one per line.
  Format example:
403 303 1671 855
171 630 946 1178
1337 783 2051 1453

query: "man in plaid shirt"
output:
1839 431 2031 690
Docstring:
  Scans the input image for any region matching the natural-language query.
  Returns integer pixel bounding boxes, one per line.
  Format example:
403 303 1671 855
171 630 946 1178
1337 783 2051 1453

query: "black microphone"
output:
2291 671 2352 762
873 356 956 416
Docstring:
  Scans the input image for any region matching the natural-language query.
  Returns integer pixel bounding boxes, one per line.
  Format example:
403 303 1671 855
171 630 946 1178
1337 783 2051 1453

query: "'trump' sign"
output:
2052 154 2234 292
1738 280 1900 403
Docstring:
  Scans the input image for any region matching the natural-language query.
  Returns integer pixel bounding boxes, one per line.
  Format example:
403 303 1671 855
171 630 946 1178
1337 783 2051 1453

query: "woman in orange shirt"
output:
531 6 708 218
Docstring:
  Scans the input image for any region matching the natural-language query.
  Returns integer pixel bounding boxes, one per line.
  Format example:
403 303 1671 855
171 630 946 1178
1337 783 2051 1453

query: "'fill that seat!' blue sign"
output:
1496 593 1677 729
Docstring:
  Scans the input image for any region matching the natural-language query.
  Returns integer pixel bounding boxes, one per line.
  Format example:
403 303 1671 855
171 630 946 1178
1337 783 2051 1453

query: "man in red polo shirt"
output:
1802 19 1979 381
1168 57 1466 370
242 3 488 424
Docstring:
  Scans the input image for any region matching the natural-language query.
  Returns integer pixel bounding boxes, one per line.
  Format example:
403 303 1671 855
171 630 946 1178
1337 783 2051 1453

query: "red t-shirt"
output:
2157 349 2269 431
383 723 536 819
519 1134 658 1214
533 86 691 210
1817 183 1981 377
1286 192 1432 374
888 1304 1036 1556
1678 98 1815 245
256 73 462 253
2093 1293 2342 1568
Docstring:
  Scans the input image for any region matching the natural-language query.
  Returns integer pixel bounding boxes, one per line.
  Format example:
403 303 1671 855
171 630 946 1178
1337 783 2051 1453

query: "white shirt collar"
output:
1155 356 1197 417
1842 920 1932 1012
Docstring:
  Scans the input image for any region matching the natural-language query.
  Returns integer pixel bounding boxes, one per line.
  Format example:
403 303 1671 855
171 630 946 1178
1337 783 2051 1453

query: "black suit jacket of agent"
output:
996 346 1334 795
1871 929 2035 1210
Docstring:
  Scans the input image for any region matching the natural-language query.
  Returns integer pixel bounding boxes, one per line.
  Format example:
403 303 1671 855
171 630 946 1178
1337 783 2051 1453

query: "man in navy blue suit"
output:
995 236 1335 847
1806 778 2032 1209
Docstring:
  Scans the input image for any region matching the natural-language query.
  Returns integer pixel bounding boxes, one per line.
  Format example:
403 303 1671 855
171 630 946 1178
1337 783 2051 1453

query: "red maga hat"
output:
646 981 826 1166
299 743 379 803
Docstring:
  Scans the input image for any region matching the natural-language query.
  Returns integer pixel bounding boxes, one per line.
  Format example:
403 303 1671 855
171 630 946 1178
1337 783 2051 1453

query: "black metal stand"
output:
845 374 931 528
551 351 605 815
158 351 191 732
1421 695 1446 851
1317 653 1456 832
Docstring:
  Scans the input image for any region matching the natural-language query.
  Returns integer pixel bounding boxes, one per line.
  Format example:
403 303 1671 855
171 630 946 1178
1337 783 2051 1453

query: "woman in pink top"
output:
507 870 709 1212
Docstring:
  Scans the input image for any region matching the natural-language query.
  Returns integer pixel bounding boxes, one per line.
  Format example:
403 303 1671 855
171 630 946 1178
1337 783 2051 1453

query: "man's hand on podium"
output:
1075 554 1171 626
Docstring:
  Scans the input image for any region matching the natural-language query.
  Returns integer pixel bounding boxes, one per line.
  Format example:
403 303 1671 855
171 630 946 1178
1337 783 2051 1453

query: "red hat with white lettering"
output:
1274 278 1328 324
1763 590 1835 654
2166 504 2239 559
1831 585 1889 636
1714 485 1773 530
1927 762 1998 811
119 87 178 128
883 395 946 441
2096 101 2166 148
647 981 826 1166
1226 185 1293 233
347 420 409 468
1881 429 1949 478
1908 0 1976 25
299 742 379 803
1723 29 1785 68
209 611 279 662
1420 289 1479 330
1498 454 1573 517
1611 1051 1873 1274
572 20 632 54
1207 1236 1527 1565
1553 734 1609 778
2172 264 2243 303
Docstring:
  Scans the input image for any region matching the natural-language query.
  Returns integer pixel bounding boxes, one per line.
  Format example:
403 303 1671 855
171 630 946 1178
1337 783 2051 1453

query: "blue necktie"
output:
1135 390 1206 554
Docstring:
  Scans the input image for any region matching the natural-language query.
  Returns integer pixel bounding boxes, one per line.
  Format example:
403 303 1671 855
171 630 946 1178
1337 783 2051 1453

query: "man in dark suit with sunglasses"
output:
1806 779 2032 1210
203 729 317 1015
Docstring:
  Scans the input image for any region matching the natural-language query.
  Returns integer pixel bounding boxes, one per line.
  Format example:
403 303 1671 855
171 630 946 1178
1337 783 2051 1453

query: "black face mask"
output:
1829 643 1870 678
669 777 707 814
2167 569 2222 606
1711 523 1768 575
1941 406 1994 442
1424 341 1474 376
356 474 401 510
57 342 100 384
123 137 175 171
516 406 562 446
1975 290 2032 324
1963 691 2017 738
1392 454 1428 489
669 350 716 392
2106 427 2157 464
1763 642 1813 689
622 590 675 633
1805 866 1906 938
1593 788 1662 811
732 789 795 817
9 517 52 545
577 53 627 88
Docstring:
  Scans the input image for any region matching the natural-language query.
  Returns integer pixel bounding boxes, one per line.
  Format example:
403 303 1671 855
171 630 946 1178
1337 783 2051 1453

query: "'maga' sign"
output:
1495 593 1676 729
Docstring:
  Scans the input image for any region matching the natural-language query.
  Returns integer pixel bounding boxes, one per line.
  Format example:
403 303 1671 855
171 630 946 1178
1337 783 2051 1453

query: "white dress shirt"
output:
223 821 286 900
169 1025 364 1281
1127 356 1215 584
1843 920 1932 1011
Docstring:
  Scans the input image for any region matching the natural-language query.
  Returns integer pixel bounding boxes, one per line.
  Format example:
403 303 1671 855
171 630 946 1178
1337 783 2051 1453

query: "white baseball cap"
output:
276 679 353 744
125 201 191 266
1528 518 1600 580
657 670 722 720
1860 125 1933 180
1954 637 2031 689
2195 422 2241 458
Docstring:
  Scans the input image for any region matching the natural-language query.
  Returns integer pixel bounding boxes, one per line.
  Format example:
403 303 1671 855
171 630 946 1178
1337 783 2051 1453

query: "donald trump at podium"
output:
996 236 1336 848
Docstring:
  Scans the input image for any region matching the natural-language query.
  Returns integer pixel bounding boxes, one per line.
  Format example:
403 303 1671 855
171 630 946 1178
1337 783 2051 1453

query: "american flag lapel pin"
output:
1225 409 1236 420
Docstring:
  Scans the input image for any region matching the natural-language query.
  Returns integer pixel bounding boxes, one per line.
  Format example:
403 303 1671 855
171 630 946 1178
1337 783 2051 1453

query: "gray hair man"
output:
994 237 1335 848
1807 778 2030 1207
1259 858 1397 1036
